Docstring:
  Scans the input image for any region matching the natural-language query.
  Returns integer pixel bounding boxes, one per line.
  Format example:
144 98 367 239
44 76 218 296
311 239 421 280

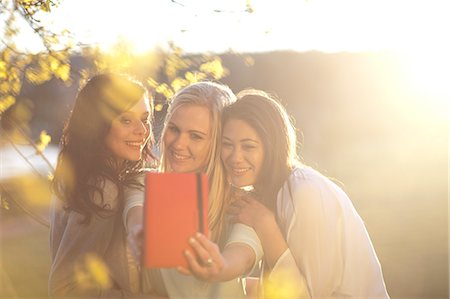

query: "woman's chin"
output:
230 178 254 189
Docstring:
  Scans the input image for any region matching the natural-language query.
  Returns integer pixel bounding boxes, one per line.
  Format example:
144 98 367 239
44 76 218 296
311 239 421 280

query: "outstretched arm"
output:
178 232 256 282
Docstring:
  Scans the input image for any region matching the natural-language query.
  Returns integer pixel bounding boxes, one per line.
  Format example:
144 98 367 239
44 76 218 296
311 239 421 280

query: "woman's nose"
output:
172 133 187 149
230 148 243 162
134 120 148 136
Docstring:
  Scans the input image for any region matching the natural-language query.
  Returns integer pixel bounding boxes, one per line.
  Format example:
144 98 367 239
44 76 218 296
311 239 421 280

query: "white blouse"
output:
268 166 389 298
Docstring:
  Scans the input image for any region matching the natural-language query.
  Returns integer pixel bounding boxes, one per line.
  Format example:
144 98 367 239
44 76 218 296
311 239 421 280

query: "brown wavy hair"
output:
51 73 154 223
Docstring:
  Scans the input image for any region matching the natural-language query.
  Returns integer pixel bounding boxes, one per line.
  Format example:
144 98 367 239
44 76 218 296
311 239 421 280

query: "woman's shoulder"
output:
288 166 328 189
282 166 345 208
124 168 158 190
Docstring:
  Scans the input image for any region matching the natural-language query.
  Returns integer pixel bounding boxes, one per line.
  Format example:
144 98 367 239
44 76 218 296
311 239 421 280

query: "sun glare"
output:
11 0 450 105
401 49 450 97
12 0 447 57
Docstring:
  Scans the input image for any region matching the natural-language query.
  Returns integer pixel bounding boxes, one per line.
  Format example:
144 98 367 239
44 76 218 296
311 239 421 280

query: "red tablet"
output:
143 172 209 268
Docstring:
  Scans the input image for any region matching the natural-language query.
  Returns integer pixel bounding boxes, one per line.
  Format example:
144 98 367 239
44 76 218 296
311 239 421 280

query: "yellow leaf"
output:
25 67 52 85
0 60 6 72
147 78 159 88
155 103 164 112
195 72 207 81
86 254 111 289
0 82 9 93
199 58 227 79
49 56 60 71
11 79 22 95
171 77 188 92
184 71 198 83
74 254 111 290
162 89 174 99
155 83 174 98
2 48 12 62
56 64 70 81
263 268 309 299
0 96 16 113
36 130 51 153
41 1 51 12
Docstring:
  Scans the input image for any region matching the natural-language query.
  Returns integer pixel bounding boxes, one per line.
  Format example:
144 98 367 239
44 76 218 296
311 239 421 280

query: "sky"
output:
12 0 449 54
2 0 449 99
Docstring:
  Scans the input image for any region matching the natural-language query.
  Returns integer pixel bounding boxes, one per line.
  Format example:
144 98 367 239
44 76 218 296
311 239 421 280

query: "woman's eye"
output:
141 118 151 124
120 117 131 124
222 142 233 148
168 126 179 133
191 133 203 140
243 144 256 150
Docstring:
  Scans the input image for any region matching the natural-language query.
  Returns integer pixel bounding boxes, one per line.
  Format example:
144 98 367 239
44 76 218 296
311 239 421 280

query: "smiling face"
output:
163 104 212 173
104 96 151 162
221 119 265 187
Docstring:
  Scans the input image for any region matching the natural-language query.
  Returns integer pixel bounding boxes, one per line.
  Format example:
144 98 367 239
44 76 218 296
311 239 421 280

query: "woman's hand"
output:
177 233 227 282
228 195 275 230
229 195 289 271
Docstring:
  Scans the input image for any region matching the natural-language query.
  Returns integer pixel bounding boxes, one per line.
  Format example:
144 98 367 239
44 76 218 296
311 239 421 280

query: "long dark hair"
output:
222 89 299 213
52 73 154 222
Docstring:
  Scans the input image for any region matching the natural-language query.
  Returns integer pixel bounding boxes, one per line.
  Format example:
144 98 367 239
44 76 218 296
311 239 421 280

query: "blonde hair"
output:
159 82 235 243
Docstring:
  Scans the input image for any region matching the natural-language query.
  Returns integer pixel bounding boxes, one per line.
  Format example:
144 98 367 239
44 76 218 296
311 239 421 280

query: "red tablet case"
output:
143 172 209 268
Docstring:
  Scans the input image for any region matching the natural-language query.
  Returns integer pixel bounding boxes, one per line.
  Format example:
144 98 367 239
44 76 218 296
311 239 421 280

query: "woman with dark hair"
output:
49 73 155 298
220 89 389 298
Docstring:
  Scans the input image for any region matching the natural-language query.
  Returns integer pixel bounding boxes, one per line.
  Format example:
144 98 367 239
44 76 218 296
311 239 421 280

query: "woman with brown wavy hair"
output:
49 73 154 298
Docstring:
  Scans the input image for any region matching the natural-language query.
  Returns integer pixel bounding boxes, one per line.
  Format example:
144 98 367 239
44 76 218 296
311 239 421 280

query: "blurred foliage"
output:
0 0 230 218
0 0 73 113
74 253 112 291
263 268 309 299
36 130 51 153
148 43 228 104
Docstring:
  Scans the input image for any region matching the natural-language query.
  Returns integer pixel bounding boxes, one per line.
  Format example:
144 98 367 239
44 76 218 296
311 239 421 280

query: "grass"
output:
1 214 50 299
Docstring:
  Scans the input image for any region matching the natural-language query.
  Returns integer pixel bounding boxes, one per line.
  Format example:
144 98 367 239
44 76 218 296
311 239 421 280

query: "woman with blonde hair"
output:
124 81 263 298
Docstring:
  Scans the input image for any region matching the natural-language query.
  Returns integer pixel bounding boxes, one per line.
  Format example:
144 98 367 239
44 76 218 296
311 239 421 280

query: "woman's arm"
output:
229 196 288 270
229 194 310 299
123 174 146 263
178 232 257 282
125 205 144 264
